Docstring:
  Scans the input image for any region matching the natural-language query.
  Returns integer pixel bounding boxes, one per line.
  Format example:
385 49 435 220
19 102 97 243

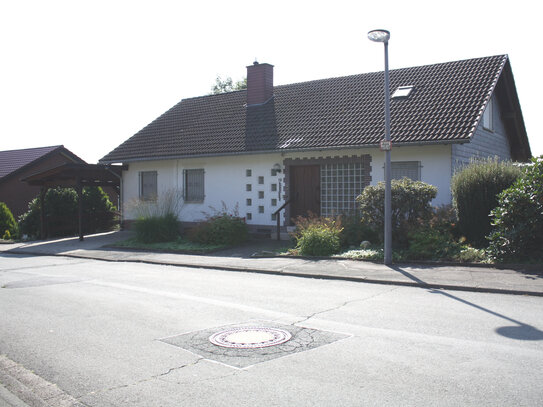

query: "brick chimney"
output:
246 61 274 106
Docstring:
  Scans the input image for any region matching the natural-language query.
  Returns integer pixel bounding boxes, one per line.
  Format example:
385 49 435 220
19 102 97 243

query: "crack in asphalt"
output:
79 358 205 399
293 286 400 325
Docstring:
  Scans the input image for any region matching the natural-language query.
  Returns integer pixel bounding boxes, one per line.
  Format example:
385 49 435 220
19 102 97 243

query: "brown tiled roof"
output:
0 145 85 180
100 55 525 163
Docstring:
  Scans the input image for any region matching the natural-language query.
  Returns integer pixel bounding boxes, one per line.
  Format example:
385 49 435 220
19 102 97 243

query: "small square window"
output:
258 206 264 213
258 176 264 184
246 198 252 206
246 184 252 192
271 183 277 192
246 169 252 177
258 191 264 199
271 198 277 206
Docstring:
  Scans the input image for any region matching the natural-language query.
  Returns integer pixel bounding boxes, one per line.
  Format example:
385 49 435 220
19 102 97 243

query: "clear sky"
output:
1 0 541 163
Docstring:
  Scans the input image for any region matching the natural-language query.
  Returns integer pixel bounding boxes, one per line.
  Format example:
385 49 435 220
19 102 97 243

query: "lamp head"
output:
368 29 390 43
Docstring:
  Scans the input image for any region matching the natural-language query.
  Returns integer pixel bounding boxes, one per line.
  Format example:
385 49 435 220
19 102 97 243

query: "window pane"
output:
184 169 205 202
391 161 420 181
140 171 157 200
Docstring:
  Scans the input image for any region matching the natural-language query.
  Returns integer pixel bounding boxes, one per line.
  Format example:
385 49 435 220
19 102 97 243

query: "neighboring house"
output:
100 55 531 234
0 145 86 218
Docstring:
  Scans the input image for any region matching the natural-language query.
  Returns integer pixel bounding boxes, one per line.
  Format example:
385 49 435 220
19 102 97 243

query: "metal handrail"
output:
272 199 291 241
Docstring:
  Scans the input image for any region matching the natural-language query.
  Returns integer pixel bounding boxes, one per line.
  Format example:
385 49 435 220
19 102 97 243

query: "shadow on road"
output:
391 265 543 341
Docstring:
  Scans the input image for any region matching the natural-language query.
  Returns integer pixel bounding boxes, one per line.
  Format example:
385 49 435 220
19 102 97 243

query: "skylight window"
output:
392 85 414 99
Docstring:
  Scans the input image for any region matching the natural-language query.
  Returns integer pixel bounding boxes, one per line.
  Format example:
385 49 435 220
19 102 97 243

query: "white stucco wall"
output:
121 144 453 225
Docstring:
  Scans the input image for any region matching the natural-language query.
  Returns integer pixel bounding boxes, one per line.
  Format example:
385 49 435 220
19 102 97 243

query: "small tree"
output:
210 75 247 94
356 178 437 248
451 158 521 247
0 202 18 239
488 156 543 262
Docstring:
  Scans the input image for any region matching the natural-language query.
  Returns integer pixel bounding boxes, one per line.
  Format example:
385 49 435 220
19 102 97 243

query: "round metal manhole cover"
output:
209 327 292 349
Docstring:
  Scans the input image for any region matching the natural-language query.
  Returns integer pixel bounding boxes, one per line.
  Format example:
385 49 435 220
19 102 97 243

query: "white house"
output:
100 55 531 235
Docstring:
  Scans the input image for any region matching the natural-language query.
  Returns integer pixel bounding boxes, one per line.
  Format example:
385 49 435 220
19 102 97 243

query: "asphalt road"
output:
1 253 542 406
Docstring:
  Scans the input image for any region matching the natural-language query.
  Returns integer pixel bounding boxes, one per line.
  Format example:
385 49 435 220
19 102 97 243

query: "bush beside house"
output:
451 158 521 248
0 202 18 239
356 178 437 249
488 156 543 262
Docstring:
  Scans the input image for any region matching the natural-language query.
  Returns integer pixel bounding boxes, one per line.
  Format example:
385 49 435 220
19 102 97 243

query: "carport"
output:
22 163 125 241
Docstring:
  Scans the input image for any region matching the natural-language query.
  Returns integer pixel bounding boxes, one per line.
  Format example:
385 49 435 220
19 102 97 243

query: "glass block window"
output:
246 198 252 206
320 162 365 217
258 176 264 184
258 206 264 213
183 169 204 202
246 169 252 177
391 161 421 181
258 191 264 199
246 184 252 191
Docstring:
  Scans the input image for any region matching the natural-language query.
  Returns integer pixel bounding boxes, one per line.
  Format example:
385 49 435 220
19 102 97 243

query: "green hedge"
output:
488 156 543 262
18 187 117 239
451 158 520 248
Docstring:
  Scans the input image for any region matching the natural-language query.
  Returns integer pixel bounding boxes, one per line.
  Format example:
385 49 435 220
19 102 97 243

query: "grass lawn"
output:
111 237 228 254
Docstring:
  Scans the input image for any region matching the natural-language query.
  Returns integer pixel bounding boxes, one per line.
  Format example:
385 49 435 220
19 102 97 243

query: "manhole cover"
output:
209 326 292 349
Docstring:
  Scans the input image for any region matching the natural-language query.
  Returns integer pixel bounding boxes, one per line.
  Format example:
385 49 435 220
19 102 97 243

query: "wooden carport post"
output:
76 178 84 241
39 187 47 239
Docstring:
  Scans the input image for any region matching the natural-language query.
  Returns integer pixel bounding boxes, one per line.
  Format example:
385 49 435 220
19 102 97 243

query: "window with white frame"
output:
482 97 493 131
139 171 157 200
183 169 205 202
391 161 421 181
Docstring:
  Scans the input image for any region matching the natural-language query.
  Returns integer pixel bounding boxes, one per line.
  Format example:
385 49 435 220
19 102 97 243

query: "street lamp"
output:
368 29 392 265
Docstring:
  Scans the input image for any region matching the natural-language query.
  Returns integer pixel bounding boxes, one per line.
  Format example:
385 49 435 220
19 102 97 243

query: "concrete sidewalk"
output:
2 231 542 296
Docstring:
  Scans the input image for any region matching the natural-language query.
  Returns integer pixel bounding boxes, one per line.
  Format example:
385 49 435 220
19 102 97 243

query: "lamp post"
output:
368 29 392 265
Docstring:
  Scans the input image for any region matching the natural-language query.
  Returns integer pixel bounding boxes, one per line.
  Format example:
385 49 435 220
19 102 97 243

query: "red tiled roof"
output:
100 55 527 163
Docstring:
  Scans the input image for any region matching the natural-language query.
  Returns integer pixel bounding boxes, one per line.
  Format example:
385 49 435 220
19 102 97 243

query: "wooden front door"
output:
289 165 320 222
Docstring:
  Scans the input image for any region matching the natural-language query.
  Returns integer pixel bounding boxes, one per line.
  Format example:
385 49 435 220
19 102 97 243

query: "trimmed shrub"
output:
189 214 248 245
406 227 461 260
17 187 117 239
356 178 437 248
292 215 342 256
134 213 180 243
487 156 543 262
0 202 18 239
339 215 379 248
451 158 521 248
188 204 248 246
